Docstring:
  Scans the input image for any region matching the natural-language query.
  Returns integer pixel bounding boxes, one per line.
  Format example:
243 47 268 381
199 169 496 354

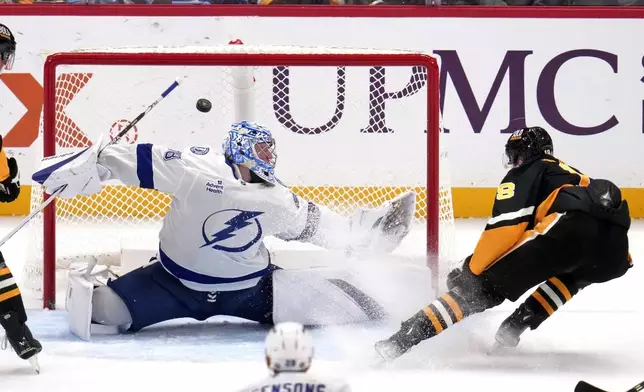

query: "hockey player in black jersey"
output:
374 126 633 361
0 23 42 372
0 23 15 74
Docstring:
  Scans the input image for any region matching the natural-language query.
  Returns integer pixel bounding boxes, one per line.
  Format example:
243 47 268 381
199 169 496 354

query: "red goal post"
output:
34 46 445 309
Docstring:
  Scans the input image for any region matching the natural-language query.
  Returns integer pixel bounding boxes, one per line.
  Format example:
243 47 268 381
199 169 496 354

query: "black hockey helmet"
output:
504 126 553 168
0 23 16 74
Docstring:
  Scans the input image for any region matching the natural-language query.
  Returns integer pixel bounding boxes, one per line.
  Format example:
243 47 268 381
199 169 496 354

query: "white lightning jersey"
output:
238 372 351 392
97 144 346 292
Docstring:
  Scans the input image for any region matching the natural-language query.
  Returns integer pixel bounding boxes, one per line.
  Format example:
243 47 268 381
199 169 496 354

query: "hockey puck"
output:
196 98 212 113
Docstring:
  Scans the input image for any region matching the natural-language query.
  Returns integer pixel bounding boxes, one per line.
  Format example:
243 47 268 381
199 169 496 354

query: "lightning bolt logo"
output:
201 209 264 253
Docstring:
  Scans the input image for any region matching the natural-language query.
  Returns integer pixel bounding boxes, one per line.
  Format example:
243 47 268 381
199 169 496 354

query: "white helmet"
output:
265 322 314 373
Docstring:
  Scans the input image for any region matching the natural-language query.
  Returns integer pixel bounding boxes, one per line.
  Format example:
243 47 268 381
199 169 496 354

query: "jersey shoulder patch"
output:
190 146 210 155
163 149 182 161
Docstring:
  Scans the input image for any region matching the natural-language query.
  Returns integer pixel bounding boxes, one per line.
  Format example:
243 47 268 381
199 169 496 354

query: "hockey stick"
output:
100 76 185 153
0 77 185 251
0 184 66 249
575 380 644 392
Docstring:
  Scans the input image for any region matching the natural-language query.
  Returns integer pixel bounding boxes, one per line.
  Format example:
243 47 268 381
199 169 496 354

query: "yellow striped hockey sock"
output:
0 262 27 322
420 292 466 336
524 276 578 329
378 290 482 360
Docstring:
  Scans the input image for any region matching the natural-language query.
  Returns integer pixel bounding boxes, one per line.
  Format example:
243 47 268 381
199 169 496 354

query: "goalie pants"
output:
478 211 631 302
108 261 278 332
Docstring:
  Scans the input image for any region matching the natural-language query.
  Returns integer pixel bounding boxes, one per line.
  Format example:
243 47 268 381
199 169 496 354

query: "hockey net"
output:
26 45 457 309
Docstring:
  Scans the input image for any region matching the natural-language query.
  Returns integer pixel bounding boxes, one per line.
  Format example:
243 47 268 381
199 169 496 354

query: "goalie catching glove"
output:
32 135 107 198
348 191 416 254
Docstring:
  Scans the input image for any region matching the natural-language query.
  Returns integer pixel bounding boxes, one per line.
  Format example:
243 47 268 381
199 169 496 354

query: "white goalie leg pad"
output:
272 261 435 326
66 271 95 341
271 266 422 326
66 267 121 341
272 269 372 326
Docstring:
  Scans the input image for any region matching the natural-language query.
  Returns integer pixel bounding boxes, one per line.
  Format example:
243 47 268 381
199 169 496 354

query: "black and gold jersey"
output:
469 155 590 275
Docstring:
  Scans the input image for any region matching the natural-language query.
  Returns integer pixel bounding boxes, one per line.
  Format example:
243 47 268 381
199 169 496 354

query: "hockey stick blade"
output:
576 381 608 392
576 381 644 392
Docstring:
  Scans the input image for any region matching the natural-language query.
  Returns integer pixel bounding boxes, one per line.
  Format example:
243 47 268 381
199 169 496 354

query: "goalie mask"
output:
223 121 277 184
265 322 314 374
0 24 16 74
504 126 553 168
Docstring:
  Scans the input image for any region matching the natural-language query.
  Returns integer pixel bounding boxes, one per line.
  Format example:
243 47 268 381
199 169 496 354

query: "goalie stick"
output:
99 76 185 154
0 77 185 251
575 380 644 392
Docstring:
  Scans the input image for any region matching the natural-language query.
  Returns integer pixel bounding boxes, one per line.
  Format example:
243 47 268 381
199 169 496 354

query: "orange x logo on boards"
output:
0 72 94 148
0 73 43 147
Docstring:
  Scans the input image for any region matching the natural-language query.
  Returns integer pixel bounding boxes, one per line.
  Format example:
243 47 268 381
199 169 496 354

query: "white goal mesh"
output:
26 45 456 308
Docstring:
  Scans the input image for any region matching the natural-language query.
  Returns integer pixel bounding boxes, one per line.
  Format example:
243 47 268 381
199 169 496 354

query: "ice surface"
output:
0 218 642 392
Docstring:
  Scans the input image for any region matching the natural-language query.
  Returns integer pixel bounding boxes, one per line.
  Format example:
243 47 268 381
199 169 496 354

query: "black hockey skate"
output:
494 303 534 348
374 338 409 362
374 311 433 362
1 311 42 372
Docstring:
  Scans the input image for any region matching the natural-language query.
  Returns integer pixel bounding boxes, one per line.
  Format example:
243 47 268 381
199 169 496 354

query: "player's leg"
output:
0 253 42 360
495 214 631 347
91 260 279 332
375 211 587 361
163 264 383 326
494 274 582 347
271 268 390 326
96 260 201 332
374 260 505 361
92 260 388 332
204 266 278 325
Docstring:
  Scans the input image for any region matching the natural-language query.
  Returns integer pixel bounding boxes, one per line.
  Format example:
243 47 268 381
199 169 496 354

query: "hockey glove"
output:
0 135 20 203
0 156 20 203
32 135 105 199
350 191 416 253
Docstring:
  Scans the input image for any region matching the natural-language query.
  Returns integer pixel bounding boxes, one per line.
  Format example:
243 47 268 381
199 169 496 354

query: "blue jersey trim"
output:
158 247 272 285
136 144 154 189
